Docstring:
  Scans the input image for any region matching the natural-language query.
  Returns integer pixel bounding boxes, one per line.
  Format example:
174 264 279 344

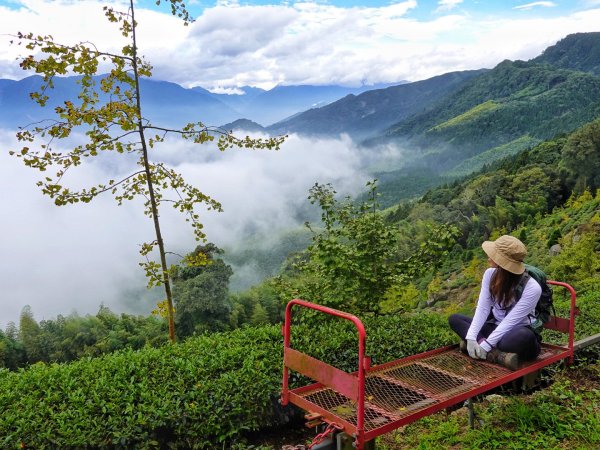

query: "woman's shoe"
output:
486 349 519 371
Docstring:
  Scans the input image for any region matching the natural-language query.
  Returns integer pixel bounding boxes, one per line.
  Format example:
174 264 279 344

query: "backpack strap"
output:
513 271 531 302
509 270 539 323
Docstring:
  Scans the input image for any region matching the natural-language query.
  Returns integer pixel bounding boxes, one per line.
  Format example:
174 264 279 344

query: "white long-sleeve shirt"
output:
466 267 541 352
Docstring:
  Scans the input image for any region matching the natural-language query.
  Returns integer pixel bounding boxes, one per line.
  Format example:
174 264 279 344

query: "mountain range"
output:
265 70 485 139
0 76 401 129
2 32 600 190
208 32 600 183
201 82 400 126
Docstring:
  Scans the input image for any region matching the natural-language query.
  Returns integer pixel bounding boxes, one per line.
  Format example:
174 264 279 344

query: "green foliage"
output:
430 99 500 131
547 226 600 286
0 328 25 370
229 282 283 328
19 305 42 364
446 135 540 178
0 312 455 448
250 303 270 326
172 244 234 338
2 305 168 369
287 181 458 315
561 118 600 193
380 283 422 313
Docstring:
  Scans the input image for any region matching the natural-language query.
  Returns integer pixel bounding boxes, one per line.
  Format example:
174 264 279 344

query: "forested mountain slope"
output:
267 70 484 139
532 31 600 76
381 60 600 171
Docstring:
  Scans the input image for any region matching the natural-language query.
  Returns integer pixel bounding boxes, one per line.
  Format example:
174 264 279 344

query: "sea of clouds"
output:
0 128 405 327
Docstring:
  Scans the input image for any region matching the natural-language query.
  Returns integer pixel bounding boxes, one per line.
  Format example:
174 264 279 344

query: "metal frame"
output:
282 299 370 446
281 282 578 450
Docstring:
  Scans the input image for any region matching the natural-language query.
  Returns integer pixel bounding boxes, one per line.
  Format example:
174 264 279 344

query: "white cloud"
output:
0 0 186 79
514 2 557 10
1 1 599 89
0 129 159 327
0 127 379 327
435 0 463 13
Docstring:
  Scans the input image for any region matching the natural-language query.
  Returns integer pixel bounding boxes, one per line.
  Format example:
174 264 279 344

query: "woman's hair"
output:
489 266 522 308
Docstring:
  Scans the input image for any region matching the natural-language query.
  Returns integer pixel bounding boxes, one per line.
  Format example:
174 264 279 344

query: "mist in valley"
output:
0 128 406 328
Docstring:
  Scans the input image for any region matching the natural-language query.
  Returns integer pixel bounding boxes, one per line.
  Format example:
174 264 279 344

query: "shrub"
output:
0 313 454 449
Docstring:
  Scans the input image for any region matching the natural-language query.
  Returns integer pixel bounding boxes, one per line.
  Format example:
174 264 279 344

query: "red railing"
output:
547 280 578 363
281 299 370 447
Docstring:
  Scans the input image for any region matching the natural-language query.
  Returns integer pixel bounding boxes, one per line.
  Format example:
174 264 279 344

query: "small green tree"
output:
9 1 284 341
299 181 398 314
297 181 458 315
562 118 600 193
18 306 43 364
250 303 269 326
0 329 24 370
171 244 233 338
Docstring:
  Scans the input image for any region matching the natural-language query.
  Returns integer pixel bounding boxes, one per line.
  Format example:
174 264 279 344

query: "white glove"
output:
466 339 479 359
475 344 488 360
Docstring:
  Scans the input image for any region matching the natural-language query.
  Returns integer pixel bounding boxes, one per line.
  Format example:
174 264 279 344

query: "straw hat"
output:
481 235 527 274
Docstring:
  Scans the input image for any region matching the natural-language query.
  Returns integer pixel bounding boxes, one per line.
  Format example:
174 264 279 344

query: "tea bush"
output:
0 313 454 449
4 298 596 449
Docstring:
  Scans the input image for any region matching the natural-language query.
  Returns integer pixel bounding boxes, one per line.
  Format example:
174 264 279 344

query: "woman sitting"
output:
449 235 541 370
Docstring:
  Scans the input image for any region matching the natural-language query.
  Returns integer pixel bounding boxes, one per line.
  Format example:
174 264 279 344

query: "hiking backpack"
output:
514 264 555 331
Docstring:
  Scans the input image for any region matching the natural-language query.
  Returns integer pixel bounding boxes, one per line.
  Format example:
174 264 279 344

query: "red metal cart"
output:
281 281 577 450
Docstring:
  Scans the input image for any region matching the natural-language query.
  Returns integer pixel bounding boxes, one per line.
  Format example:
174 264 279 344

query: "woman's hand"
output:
475 345 488 360
467 339 488 359
466 339 480 359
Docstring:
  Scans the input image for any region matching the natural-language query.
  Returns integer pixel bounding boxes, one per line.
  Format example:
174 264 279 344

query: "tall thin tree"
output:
9 0 285 342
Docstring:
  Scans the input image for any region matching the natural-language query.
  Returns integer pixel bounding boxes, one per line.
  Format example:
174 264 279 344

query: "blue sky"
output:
1 0 599 89
133 0 598 20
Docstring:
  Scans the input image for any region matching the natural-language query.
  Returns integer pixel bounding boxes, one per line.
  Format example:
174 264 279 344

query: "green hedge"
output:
0 313 454 449
4 301 596 450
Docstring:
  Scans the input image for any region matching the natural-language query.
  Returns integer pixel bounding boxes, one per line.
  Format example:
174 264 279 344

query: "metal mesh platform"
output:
283 290 577 449
292 344 568 434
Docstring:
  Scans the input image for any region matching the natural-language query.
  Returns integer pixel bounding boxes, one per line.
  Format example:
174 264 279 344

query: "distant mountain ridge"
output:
208 82 403 126
266 70 486 139
0 76 404 129
0 76 239 129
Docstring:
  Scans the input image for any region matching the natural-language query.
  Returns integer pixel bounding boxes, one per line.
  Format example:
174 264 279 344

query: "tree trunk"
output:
130 0 176 342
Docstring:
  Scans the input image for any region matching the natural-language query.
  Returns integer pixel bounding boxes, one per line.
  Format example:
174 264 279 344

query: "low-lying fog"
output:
0 129 406 327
